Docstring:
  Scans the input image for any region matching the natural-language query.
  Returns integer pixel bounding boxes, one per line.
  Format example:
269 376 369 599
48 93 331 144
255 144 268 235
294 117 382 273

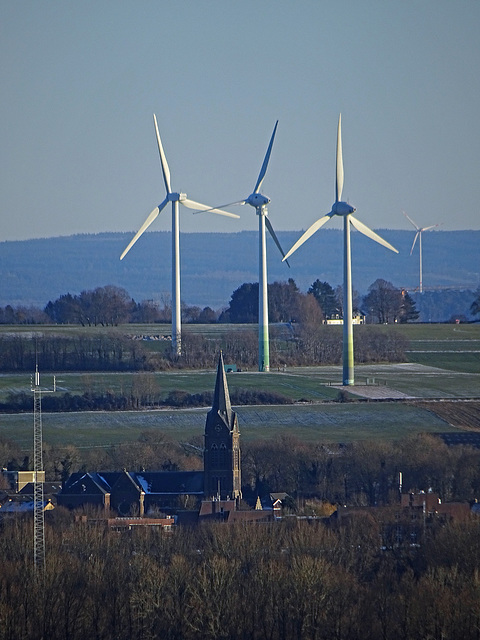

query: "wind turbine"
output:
120 115 239 355
404 212 439 293
283 114 398 386
197 121 289 372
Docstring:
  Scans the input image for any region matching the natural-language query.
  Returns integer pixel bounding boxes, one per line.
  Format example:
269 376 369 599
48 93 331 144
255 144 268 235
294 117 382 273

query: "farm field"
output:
0 402 456 450
0 322 478 450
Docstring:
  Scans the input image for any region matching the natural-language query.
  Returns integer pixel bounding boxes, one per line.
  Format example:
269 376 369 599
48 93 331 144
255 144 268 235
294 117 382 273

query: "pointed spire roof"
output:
211 351 233 426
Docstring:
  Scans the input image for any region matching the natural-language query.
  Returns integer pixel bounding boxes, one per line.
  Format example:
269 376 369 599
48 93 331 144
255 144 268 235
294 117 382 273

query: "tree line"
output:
0 324 407 373
6 277 468 327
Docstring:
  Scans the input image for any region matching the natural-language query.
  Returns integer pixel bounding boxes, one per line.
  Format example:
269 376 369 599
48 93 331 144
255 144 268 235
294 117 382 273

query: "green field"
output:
0 402 456 450
0 322 479 449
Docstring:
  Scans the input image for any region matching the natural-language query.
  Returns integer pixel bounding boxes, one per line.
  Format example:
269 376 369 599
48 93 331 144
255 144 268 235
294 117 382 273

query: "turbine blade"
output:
181 198 240 218
336 114 344 203
282 213 333 262
410 231 419 255
265 216 290 267
191 200 246 214
350 215 399 253
403 211 419 230
422 224 439 232
153 114 172 194
253 121 278 194
120 198 168 260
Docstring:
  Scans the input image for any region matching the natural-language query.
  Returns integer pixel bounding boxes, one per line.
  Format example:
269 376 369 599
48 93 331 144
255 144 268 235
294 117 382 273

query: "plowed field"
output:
414 401 480 430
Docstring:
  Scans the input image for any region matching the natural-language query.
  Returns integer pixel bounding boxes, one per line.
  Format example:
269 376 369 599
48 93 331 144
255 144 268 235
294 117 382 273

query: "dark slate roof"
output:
135 471 204 495
61 470 205 497
61 472 110 495
18 482 63 496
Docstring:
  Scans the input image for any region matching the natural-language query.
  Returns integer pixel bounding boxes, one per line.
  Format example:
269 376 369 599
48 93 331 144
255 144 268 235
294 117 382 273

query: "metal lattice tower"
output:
32 366 45 573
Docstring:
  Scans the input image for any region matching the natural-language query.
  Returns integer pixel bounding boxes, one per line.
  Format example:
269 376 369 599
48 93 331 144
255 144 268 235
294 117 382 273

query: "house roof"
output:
60 470 205 497
0 500 54 513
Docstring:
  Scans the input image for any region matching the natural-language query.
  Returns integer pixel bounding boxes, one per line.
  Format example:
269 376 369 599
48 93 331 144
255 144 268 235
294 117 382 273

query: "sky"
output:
1 1 479 242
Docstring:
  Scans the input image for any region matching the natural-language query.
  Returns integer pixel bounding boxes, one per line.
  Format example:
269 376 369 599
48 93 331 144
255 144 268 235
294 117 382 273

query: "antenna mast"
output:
32 364 45 573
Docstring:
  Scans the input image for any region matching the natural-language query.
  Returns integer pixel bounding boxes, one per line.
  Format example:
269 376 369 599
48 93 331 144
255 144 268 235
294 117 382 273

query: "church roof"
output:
59 471 205 498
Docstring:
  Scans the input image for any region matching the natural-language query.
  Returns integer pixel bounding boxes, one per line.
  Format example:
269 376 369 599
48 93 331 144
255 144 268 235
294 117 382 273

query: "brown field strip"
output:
413 401 480 430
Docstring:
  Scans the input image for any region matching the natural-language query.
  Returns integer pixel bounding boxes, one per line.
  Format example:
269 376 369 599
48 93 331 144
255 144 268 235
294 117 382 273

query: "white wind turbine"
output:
198 121 289 372
404 212 439 293
120 115 239 355
283 114 398 386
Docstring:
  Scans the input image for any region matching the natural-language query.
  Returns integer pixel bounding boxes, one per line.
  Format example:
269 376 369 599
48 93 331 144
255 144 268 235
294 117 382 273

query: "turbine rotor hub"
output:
247 193 270 208
332 201 356 216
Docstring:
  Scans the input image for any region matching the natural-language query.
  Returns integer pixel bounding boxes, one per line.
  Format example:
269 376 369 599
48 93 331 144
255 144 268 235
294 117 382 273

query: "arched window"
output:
211 443 219 466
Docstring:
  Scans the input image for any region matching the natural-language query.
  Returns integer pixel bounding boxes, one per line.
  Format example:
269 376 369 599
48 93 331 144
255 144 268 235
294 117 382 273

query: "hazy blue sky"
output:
1 1 479 241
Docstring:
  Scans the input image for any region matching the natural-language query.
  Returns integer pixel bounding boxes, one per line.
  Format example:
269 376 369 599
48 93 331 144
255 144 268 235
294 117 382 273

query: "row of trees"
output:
0 323 407 372
0 278 453 326
219 278 420 324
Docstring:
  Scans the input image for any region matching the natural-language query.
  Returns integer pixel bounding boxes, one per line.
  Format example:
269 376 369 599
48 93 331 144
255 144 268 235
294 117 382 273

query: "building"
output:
203 354 241 501
58 353 242 515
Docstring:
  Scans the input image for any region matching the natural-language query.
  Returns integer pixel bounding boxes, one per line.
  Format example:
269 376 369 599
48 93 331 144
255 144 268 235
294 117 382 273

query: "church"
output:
57 353 242 515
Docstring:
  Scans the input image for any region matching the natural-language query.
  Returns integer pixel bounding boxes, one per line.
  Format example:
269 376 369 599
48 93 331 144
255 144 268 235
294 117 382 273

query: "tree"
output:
334 284 361 316
44 293 82 324
363 279 403 324
398 290 419 323
223 283 258 323
268 279 301 322
198 307 217 323
223 279 307 324
308 280 339 317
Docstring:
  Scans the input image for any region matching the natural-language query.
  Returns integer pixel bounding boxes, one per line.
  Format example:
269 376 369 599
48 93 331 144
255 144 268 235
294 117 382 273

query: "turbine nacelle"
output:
332 201 356 216
246 193 270 209
167 192 187 202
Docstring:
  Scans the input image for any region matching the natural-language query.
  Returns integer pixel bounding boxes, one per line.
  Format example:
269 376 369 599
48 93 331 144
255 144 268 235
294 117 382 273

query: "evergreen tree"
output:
308 280 339 317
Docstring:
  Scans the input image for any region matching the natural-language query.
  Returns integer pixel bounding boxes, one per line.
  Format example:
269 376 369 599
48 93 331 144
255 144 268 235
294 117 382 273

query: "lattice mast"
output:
32 365 45 572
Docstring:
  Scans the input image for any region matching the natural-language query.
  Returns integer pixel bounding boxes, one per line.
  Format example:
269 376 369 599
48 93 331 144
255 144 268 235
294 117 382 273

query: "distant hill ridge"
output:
0 230 478 310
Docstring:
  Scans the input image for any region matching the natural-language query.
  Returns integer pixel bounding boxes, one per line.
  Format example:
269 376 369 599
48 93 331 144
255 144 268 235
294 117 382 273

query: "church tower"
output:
204 353 241 500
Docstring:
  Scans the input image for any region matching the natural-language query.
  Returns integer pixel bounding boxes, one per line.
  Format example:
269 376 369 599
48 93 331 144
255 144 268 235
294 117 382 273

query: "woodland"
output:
1 506 480 640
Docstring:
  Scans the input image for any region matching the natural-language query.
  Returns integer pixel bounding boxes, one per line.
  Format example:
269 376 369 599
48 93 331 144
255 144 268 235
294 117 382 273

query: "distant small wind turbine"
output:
283 114 398 386
120 115 239 355
403 211 439 293
197 121 289 372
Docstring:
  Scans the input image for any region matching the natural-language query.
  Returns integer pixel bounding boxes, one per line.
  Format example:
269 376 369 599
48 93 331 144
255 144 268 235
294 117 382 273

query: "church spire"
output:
212 351 233 426
204 351 241 501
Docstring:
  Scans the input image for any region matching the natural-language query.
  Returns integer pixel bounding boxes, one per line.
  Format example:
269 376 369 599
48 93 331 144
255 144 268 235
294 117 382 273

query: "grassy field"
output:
0 322 478 449
0 402 456 450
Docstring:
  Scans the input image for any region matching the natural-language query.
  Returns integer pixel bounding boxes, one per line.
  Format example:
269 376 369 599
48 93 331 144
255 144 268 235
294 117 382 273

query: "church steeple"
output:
204 353 241 500
211 351 233 428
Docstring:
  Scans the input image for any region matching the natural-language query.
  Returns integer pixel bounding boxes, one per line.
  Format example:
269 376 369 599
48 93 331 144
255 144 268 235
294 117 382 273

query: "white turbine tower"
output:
120 115 239 355
283 114 398 386
404 212 439 293
198 121 289 372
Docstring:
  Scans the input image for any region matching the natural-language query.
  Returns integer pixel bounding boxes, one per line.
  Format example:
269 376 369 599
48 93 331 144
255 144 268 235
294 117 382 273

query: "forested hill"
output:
0 229 478 309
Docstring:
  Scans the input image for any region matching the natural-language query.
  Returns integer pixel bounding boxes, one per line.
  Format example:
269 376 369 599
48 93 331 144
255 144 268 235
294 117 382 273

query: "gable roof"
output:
60 470 205 497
